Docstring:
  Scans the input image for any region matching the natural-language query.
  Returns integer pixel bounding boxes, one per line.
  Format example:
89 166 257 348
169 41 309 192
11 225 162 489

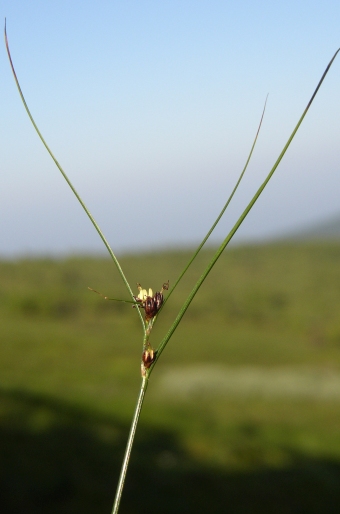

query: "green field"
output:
1 241 340 513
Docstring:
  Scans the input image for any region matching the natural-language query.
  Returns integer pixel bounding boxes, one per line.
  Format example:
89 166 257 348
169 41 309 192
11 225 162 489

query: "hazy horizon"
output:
1 209 339 260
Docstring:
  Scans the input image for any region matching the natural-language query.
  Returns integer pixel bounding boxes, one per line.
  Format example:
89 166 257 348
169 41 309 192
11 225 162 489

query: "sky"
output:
1 1 340 257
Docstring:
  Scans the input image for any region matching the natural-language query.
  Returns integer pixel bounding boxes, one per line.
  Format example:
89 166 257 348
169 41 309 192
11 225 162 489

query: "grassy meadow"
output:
1 241 340 513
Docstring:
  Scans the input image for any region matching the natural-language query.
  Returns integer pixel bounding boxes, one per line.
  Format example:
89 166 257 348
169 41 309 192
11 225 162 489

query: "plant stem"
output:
111 376 149 514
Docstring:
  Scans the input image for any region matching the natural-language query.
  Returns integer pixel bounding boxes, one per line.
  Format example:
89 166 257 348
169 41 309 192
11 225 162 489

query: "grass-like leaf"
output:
163 95 268 308
153 48 340 366
4 20 145 331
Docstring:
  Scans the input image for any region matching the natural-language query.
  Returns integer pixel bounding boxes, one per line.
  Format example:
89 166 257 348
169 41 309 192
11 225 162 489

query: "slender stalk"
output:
111 376 149 514
163 95 268 307
153 47 340 366
4 20 145 331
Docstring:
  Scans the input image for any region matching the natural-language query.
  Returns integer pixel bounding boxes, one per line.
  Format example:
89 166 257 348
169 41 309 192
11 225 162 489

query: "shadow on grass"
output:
0 388 340 514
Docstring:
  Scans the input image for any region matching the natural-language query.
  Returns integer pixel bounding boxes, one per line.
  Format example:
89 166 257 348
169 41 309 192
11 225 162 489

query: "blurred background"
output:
1 1 340 512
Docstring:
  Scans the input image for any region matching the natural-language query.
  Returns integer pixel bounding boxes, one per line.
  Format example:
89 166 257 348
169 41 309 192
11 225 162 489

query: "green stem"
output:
111 376 149 514
4 20 145 331
152 47 340 366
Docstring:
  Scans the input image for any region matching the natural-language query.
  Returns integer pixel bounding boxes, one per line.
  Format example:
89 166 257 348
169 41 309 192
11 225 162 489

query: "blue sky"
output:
2 1 340 256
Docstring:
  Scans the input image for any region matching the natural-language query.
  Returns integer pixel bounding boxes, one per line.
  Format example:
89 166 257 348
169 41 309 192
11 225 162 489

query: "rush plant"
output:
5 20 339 513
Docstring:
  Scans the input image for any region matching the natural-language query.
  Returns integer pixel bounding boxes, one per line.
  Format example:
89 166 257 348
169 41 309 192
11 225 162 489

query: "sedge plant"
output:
5 20 339 513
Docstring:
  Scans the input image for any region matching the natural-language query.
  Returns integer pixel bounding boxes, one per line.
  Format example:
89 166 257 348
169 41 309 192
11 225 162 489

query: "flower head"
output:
133 281 169 322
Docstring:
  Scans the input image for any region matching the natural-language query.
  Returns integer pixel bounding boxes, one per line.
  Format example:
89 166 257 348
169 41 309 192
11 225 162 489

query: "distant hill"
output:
283 214 340 241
